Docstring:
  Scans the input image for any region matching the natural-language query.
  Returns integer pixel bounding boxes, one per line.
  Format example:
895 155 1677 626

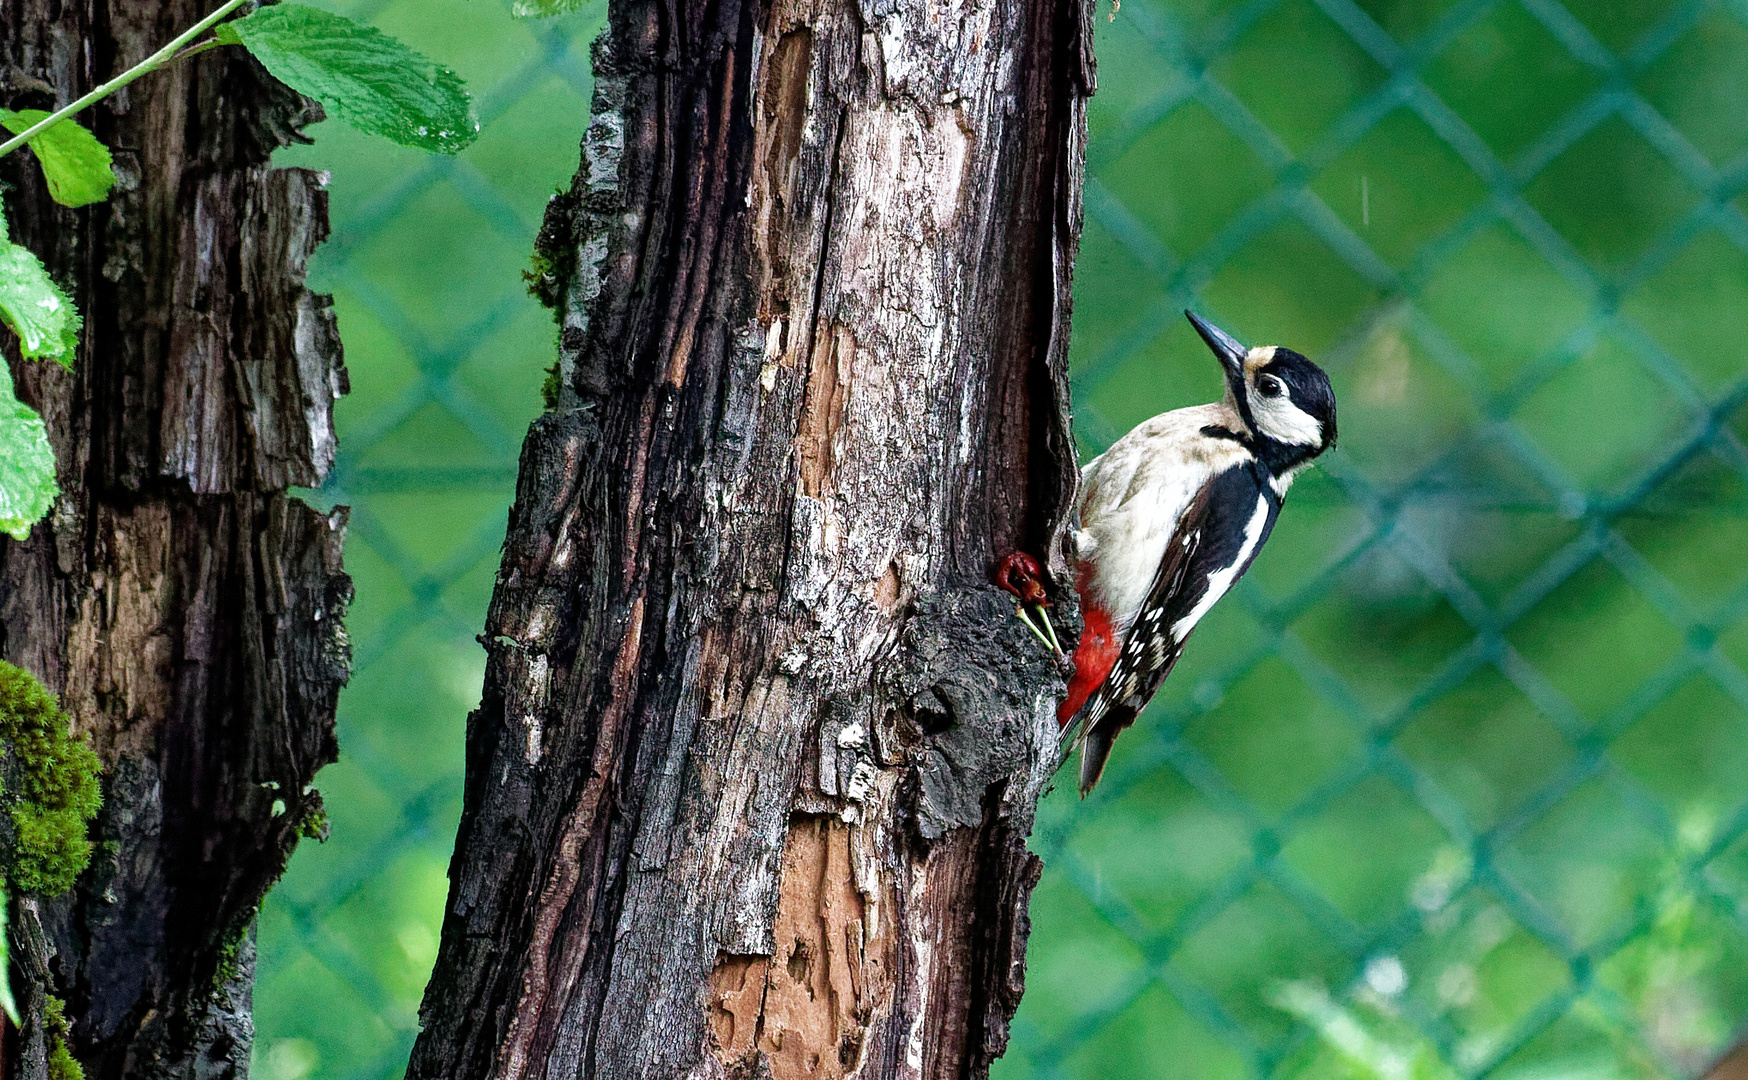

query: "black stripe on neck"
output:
1202 425 1318 476
1254 435 1319 474
1199 425 1249 444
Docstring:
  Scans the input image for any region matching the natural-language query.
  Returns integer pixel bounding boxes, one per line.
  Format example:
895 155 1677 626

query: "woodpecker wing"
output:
1071 461 1282 794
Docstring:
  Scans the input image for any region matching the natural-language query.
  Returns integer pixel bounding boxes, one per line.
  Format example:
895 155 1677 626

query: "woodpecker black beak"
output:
1186 310 1248 392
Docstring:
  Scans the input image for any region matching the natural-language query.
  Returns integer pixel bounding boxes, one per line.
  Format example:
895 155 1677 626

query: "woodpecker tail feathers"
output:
1055 706 1117 798
1077 727 1117 798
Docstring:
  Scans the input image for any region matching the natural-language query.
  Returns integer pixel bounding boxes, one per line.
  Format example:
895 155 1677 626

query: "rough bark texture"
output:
412 0 1092 1077
0 3 350 1078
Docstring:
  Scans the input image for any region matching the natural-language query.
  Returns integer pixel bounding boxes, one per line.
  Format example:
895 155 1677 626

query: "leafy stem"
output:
0 0 250 160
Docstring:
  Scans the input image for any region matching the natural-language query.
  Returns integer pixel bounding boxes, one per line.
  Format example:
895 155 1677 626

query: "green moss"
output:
212 931 244 989
524 187 578 315
524 251 563 310
208 906 260 995
540 359 563 409
0 661 101 896
47 1041 82 1080
297 804 330 841
0 883 16 1026
43 995 84 1080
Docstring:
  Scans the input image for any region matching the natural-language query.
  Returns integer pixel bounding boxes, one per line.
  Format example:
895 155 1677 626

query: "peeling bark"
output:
0 3 349 1078
411 0 1092 1077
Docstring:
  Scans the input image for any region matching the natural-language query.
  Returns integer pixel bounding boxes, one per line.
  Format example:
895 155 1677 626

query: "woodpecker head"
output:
1186 310 1338 470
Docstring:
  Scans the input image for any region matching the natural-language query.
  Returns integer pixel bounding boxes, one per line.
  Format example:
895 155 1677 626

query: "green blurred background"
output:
256 0 1748 1077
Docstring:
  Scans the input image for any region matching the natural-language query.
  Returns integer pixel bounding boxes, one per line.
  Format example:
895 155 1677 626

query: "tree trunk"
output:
411 0 1091 1077
0 3 349 1078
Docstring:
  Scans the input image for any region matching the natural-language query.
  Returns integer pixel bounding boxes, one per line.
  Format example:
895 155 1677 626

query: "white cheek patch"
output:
1252 392 1323 447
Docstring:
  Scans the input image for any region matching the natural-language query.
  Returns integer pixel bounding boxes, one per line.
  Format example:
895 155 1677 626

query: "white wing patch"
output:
1169 492 1270 642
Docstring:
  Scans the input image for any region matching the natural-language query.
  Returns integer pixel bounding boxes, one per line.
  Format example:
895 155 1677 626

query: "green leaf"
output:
0 363 56 542
0 209 80 368
216 4 478 154
0 110 116 208
0 883 16 1027
510 0 596 17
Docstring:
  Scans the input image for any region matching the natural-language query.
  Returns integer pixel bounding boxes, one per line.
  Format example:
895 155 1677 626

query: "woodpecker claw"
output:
996 552 1064 658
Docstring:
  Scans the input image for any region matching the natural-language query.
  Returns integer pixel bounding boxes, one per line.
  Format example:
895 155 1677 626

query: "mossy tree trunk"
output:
410 0 1093 1077
0 2 350 1078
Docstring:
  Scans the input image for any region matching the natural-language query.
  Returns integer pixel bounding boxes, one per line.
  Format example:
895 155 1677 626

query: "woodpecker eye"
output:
1257 375 1284 398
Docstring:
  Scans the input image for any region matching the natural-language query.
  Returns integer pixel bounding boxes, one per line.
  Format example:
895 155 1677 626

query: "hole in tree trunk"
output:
911 688 955 734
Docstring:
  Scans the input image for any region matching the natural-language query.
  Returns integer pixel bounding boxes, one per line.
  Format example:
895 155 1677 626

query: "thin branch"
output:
0 0 251 159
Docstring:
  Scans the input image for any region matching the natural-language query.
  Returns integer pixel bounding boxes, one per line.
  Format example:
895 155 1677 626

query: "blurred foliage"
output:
250 0 1748 1078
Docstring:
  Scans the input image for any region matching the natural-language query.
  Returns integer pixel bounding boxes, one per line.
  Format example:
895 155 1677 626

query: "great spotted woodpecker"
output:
1004 312 1338 795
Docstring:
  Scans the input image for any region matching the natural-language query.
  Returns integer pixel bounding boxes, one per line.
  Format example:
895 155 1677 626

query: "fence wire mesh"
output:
250 1 1748 1078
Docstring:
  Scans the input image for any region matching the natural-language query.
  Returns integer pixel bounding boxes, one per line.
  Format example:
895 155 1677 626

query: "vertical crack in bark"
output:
621 392 660 588
667 48 742 389
797 115 847 393
500 593 645 1080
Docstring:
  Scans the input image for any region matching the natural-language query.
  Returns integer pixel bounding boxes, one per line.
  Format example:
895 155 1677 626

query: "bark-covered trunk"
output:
411 1 1092 1077
0 3 350 1078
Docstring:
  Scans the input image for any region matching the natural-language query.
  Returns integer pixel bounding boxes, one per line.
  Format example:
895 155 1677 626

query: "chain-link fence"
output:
250 1 1748 1077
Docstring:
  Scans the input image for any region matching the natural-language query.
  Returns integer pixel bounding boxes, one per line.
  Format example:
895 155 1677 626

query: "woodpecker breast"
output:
1075 402 1272 629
